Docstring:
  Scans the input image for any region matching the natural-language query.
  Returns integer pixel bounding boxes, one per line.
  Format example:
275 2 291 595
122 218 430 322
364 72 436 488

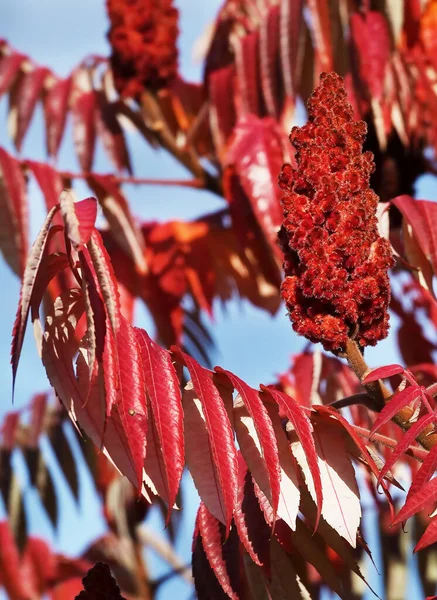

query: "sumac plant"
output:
3 1 437 599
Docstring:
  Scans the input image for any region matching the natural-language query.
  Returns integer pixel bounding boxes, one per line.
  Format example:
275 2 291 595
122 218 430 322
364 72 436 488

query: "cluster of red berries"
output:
279 72 394 352
106 0 179 98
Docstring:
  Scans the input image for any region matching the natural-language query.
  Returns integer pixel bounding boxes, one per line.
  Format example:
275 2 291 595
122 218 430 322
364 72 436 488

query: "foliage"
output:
2 1 437 599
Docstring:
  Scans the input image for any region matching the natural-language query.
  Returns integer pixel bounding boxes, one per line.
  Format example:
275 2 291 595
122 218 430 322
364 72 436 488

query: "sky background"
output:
0 1 435 598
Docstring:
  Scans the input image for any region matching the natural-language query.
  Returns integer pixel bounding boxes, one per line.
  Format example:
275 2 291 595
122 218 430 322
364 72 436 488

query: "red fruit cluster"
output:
278 72 394 352
106 0 179 98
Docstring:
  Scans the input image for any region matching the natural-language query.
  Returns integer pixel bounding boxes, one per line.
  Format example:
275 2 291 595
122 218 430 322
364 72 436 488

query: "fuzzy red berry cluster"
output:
278 72 394 352
106 0 179 98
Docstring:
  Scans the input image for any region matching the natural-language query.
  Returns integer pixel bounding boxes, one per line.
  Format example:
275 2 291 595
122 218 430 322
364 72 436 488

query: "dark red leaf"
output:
306 0 334 72
415 517 437 552
234 32 262 116
196 503 239 600
0 147 29 276
11 67 49 151
0 52 26 97
215 367 280 516
96 91 132 174
377 414 435 485
72 90 97 172
174 349 238 532
260 385 323 529
362 364 406 383
11 204 60 395
44 77 72 158
27 161 64 212
208 66 236 152
279 0 304 99
225 115 284 259
135 328 183 515
260 5 281 118
369 384 422 437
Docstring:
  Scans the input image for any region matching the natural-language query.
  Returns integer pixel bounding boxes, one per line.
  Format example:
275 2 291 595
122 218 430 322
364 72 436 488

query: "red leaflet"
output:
0 147 28 276
208 66 236 151
27 161 64 212
261 386 323 529
72 90 97 172
87 228 121 335
225 116 284 259
51 578 84 599
369 384 422 437
0 521 30 600
41 290 84 419
415 517 437 552
234 32 262 116
392 476 437 525
0 52 26 97
88 174 147 274
59 191 97 251
306 0 333 72
174 349 238 533
260 5 281 118
377 414 435 486
350 10 391 100
215 367 280 517
96 91 132 173
393 195 437 277
11 204 59 395
135 328 183 515
11 67 49 151
407 442 437 502
279 0 303 99
363 364 405 383
196 503 238 600
44 77 72 158
113 317 148 492
183 384 226 523
233 454 266 569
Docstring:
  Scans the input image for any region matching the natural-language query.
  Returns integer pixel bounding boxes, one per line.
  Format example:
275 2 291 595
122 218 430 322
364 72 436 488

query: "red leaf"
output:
234 32 262 116
415 517 437 552
44 77 72 158
59 191 97 250
260 386 323 530
362 364 405 383
208 66 236 152
41 289 84 419
196 503 239 600
51 579 84 599
377 414 435 485
0 52 26 97
0 521 31 600
175 349 238 532
393 195 437 277
96 91 132 173
225 115 284 259
135 328 183 515
113 317 148 492
392 476 437 526
28 161 64 212
87 174 147 274
306 0 334 72
279 0 304 99
260 5 281 118
11 204 60 395
407 442 437 503
369 384 422 437
0 147 28 276
28 394 47 448
350 10 391 100
11 67 49 151
215 367 280 516
72 90 97 172
87 228 121 335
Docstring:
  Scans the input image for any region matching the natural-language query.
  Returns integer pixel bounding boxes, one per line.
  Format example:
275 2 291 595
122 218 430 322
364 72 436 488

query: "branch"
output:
136 524 193 586
345 339 437 452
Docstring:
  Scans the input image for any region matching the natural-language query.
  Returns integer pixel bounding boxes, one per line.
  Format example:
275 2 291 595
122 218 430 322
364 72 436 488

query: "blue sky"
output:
0 1 435 598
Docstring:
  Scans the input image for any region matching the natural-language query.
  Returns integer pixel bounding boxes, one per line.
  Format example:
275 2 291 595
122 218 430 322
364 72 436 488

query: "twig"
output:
345 339 437 452
137 523 193 585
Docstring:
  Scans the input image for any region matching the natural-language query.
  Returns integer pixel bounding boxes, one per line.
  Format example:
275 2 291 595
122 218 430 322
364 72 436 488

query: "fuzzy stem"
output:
345 339 437 452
